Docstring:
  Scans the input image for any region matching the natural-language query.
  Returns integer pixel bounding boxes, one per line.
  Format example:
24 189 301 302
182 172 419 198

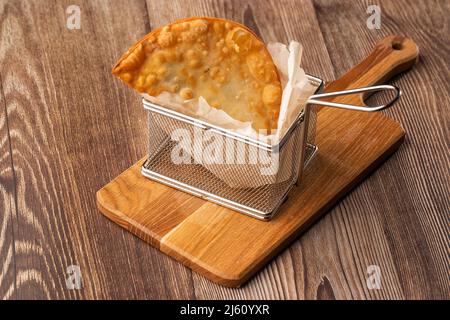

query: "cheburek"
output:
113 17 282 131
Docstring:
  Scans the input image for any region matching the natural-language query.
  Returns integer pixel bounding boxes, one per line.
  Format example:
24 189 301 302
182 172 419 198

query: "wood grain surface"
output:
0 0 449 299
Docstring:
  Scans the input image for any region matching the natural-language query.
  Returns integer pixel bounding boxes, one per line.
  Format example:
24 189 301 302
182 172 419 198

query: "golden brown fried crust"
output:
113 17 282 131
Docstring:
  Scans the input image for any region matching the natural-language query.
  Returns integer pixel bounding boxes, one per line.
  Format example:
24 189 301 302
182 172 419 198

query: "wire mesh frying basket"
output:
141 74 400 220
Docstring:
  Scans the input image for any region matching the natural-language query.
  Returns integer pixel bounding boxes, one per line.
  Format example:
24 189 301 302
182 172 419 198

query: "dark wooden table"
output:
0 0 448 300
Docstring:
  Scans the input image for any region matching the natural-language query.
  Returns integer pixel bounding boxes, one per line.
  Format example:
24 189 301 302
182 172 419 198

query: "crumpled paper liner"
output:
143 41 318 188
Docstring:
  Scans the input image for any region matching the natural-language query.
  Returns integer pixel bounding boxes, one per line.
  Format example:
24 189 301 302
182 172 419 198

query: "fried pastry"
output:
113 17 282 131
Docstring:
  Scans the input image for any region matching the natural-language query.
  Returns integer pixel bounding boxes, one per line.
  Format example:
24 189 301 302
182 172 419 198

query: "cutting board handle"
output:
324 35 419 102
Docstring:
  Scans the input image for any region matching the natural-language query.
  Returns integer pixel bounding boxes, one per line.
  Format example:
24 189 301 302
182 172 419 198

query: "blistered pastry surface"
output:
113 17 282 131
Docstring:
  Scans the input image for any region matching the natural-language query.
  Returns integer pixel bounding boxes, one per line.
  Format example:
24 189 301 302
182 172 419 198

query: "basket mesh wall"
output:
143 106 317 216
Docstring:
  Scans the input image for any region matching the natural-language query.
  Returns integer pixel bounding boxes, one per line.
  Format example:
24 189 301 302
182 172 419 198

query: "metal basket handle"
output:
307 84 401 111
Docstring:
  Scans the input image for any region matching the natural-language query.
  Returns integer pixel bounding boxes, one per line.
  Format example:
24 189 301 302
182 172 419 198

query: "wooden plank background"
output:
0 0 448 299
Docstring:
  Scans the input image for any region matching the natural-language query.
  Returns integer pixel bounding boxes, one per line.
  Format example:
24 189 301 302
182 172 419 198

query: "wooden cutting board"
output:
97 36 418 287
